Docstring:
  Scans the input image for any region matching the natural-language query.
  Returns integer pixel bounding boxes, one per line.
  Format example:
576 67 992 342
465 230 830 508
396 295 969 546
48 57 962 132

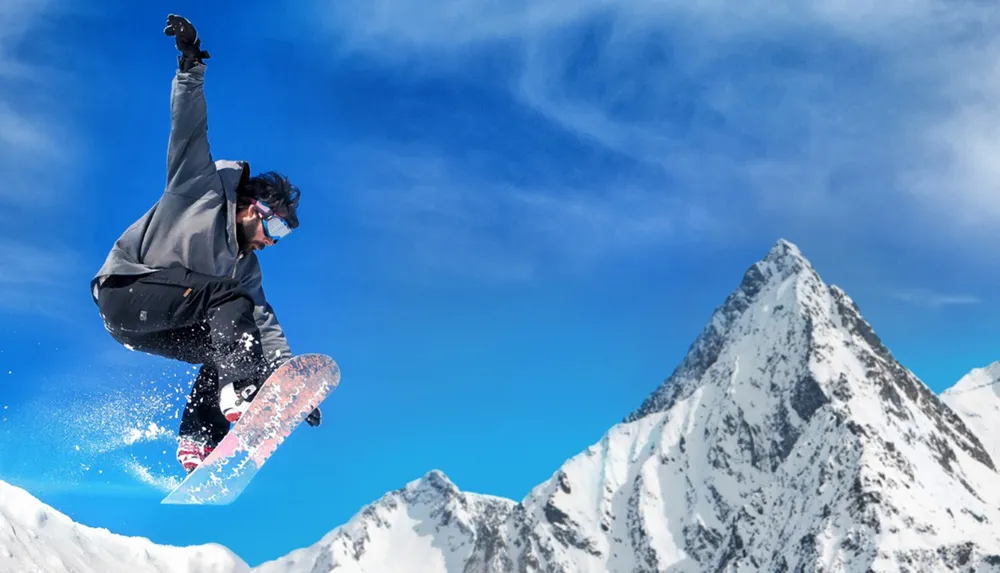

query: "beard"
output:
236 218 260 255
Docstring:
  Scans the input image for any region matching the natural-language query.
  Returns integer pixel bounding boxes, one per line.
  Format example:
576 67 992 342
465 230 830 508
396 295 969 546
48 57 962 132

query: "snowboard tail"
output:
161 353 339 505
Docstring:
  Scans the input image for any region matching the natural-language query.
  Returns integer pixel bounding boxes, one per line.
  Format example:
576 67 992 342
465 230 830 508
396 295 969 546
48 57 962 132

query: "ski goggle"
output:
251 200 292 241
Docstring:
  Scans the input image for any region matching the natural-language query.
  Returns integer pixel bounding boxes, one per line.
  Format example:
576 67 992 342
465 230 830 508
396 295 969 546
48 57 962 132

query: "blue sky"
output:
3 0 1000 566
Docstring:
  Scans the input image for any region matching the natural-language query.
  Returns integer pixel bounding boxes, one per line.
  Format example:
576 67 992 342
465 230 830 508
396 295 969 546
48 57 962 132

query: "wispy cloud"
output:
0 1 85 313
0 0 76 199
889 288 982 309
342 143 730 280
307 0 1000 273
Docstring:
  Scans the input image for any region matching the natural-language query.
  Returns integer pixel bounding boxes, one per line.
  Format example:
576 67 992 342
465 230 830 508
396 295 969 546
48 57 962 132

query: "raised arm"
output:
163 14 216 196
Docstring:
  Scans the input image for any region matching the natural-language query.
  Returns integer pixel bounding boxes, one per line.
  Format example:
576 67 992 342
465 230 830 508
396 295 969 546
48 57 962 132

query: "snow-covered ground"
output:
0 478 248 573
6 238 1000 572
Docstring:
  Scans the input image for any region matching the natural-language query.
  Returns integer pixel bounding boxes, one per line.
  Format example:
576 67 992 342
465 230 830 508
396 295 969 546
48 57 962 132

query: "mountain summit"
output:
624 237 818 422
5 238 1000 572
499 237 1000 572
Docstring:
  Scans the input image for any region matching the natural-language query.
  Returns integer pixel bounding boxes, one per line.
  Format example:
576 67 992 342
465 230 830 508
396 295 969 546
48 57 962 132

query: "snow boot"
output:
218 381 259 423
176 436 215 473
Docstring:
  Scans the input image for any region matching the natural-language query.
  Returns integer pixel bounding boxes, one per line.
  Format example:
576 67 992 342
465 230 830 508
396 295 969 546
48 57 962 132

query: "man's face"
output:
236 206 277 254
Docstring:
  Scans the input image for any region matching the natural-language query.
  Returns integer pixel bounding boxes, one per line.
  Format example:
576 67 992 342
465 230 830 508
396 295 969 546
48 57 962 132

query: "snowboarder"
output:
91 14 320 474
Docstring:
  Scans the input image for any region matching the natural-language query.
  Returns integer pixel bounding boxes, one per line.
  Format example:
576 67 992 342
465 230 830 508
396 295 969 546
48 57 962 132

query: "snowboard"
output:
161 353 340 505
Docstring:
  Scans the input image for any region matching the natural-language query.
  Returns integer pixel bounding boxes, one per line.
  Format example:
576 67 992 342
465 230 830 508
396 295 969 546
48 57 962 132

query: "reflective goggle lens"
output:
264 216 291 240
253 200 292 241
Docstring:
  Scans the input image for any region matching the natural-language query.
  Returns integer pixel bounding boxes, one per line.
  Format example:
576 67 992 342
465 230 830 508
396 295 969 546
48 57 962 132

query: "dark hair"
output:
236 171 301 228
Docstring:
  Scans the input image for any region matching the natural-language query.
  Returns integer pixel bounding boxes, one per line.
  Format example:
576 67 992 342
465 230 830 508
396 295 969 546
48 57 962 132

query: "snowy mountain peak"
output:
585 238 1000 570
941 361 1000 479
944 361 1000 396
407 469 461 499
255 470 516 573
761 237 810 272
624 238 824 423
731 238 816 311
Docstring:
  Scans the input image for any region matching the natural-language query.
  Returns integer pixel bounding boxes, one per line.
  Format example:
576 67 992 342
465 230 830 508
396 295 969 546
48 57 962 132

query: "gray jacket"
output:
91 62 292 365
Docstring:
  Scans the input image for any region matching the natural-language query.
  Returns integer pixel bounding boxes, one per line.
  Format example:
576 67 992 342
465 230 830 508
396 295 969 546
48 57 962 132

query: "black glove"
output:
164 14 210 71
306 407 322 427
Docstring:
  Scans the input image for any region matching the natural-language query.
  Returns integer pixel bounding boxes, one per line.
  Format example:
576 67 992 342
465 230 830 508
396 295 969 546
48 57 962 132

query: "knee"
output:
226 294 255 317
212 294 255 325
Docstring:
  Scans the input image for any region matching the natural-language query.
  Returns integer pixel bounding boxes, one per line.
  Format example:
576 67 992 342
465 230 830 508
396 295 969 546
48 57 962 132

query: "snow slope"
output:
6 238 1000 572
941 362 1000 473
0 479 248 573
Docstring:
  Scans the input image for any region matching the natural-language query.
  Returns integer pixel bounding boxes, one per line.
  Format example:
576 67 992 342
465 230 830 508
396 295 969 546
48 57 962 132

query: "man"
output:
91 14 319 474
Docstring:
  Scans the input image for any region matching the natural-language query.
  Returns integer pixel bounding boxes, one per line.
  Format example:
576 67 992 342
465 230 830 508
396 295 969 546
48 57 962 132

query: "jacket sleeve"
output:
165 62 220 198
237 254 293 372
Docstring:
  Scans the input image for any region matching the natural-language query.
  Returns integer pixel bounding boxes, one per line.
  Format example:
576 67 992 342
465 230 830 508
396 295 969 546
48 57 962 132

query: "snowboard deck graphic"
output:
161 353 339 505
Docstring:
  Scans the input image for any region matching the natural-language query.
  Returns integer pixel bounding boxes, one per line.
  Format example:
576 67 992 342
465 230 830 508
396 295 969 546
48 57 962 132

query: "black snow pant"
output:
96 266 268 447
